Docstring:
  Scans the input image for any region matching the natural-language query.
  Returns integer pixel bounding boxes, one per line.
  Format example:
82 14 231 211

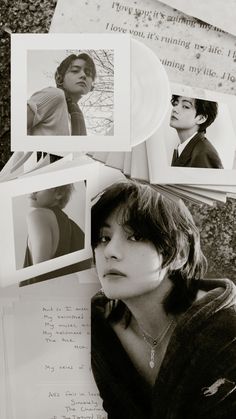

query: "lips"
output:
104 269 126 278
76 81 87 87
170 115 178 120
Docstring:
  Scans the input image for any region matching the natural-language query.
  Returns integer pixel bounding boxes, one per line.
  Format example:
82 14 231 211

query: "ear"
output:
55 70 64 87
195 114 207 126
53 190 63 205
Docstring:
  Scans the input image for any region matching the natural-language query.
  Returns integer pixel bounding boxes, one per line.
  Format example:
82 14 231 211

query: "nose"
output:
172 103 180 114
103 235 123 260
78 69 86 80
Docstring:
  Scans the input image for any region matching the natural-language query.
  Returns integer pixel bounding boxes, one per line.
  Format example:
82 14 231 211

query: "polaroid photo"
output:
11 33 131 152
147 83 236 185
0 161 98 287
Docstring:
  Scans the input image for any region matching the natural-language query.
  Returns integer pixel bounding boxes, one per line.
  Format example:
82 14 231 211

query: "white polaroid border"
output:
0 161 98 287
147 83 236 185
11 33 131 152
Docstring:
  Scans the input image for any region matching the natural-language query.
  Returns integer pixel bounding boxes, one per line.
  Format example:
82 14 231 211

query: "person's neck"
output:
123 277 174 338
177 128 198 144
65 91 82 103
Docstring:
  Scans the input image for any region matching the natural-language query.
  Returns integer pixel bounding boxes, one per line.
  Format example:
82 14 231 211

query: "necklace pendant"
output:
149 348 155 369
149 360 155 369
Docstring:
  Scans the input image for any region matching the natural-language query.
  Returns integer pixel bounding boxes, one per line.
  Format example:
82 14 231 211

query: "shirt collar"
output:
177 131 198 157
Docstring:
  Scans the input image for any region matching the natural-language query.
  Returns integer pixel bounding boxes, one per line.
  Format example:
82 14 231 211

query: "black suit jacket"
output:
171 132 223 169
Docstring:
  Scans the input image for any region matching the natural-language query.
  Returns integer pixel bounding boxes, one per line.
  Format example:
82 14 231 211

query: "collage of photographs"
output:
1 1 236 418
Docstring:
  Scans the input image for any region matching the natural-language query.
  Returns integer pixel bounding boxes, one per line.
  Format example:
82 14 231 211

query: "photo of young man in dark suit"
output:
170 95 223 169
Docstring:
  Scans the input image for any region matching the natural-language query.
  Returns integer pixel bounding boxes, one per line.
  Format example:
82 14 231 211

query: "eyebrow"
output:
182 99 194 106
70 65 82 70
70 64 90 71
100 222 111 229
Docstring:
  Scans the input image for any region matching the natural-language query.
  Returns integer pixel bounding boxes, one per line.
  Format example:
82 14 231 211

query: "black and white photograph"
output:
1 1 236 418
169 95 223 169
13 182 85 267
27 49 113 137
147 83 236 184
91 178 236 419
0 162 96 286
11 33 131 152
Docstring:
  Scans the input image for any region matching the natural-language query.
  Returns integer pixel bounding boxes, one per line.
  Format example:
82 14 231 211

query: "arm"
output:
27 208 54 264
27 87 66 133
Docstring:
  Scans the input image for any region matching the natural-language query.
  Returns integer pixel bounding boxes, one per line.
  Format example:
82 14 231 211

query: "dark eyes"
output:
98 233 144 244
71 68 93 77
172 101 190 109
128 233 144 242
84 69 93 77
98 235 109 243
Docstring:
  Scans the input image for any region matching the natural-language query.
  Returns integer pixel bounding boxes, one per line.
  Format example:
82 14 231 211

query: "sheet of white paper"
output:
51 0 236 95
162 185 215 205
2 307 16 419
188 185 236 193
159 0 236 37
173 185 227 202
123 152 132 176
0 152 25 176
10 296 105 419
24 384 107 419
0 152 33 182
146 83 236 185
23 153 50 174
105 152 126 171
130 142 149 181
0 307 7 419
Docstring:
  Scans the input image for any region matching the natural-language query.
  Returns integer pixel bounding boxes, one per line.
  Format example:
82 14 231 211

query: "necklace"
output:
139 319 175 369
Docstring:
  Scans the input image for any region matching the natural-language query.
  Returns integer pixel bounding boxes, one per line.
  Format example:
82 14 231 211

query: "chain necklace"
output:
139 319 175 369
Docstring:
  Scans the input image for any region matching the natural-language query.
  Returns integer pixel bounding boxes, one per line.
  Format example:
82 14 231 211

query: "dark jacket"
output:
92 279 236 419
171 132 223 168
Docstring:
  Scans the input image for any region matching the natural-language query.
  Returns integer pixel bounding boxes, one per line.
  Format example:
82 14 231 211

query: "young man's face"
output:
94 208 167 301
62 58 94 97
170 96 203 132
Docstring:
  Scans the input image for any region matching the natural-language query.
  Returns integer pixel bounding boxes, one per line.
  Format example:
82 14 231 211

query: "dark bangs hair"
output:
194 98 218 133
91 180 207 320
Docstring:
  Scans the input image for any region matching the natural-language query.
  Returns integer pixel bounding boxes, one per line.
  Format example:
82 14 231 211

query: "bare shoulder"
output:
27 208 56 226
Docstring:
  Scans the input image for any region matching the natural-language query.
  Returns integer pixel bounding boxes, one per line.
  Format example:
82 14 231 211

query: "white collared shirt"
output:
177 131 198 157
